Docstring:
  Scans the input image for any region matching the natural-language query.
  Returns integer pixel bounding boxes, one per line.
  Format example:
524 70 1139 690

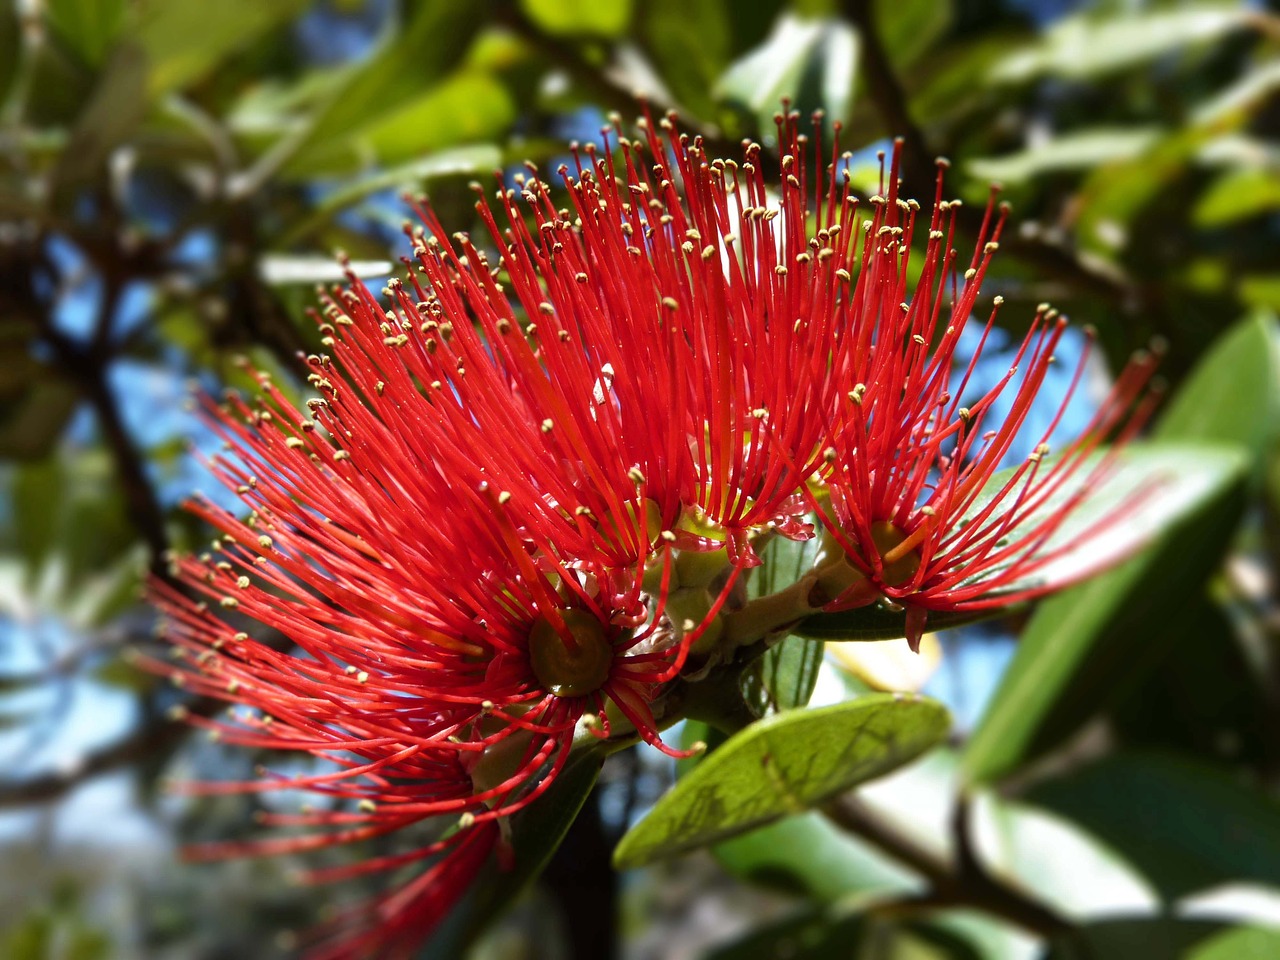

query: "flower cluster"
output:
151 111 1153 957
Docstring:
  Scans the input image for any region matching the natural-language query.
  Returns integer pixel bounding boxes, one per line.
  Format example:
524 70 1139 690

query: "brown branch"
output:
0 694 223 809
825 793 1074 939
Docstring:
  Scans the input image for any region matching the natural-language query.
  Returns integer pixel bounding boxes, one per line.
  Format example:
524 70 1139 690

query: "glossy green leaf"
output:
281 0 487 175
967 127 1162 184
614 694 949 867
136 0 310 95
716 14 858 130
1190 926 1280 960
521 0 633 36
991 7 1248 83
44 0 126 68
962 315 1273 785
1156 310 1280 468
1025 753 1280 901
423 743 604 958
961 443 1248 783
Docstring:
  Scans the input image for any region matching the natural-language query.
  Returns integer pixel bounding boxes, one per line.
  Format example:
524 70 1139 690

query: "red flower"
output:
148 317 728 955
400 110 867 566
807 150 1159 649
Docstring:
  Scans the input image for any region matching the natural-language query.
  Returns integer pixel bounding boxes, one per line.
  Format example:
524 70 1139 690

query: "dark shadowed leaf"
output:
1025 752 1280 901
701 905 866 960
614 694 949 867
1043 918 1228 959
423 742 605 958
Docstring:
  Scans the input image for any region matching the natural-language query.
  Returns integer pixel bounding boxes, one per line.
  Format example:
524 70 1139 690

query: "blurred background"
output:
1 0 1279 957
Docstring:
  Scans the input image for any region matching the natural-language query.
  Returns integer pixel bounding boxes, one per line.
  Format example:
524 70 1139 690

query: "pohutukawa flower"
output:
805 150 1160 649
148 107 1158 958
401 109 869 567
148 341 723 956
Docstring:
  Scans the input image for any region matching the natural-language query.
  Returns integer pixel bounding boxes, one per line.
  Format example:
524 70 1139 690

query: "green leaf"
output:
1025 753 1280 901
962 442 1249 784
803 441 1245 643
50 42 147 196
280 1 487 176
0 3 19 111
520 0 633 36
641 0 731 118
875 0 951 71
1194 168 1280 227
716 14 859 131
991 7 1249 83
0 380 80 461
758 635 824 711
136 0 310 96
276 144 502 246
12 459 63 577
714 811 920 901
701 905 866 960
966 127 1162 184
45 0 126 68
1190 927 1280 960
423 743 604 958
1043 918 1230 960
1156 310 1280 470
614 694 949 867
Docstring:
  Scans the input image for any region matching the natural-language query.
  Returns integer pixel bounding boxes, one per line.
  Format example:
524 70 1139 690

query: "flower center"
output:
529 610 614 698
811 520 923 607
867 520 921 587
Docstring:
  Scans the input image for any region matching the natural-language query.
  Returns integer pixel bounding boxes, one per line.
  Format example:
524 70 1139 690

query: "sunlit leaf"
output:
802 442 1246 643
136 0 310 95
962 444 1248 783
614 694 949 867
966 127 1162 184
991 7 1249 83
716 13 859 130
1195 168 1280 227
520 0 633 36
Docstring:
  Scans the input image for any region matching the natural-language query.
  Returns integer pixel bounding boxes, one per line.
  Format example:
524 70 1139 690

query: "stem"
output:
825 794 1073 939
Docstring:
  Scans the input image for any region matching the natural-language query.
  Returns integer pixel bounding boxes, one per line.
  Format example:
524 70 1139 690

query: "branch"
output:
825 793 1073 939
0 693 224 809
